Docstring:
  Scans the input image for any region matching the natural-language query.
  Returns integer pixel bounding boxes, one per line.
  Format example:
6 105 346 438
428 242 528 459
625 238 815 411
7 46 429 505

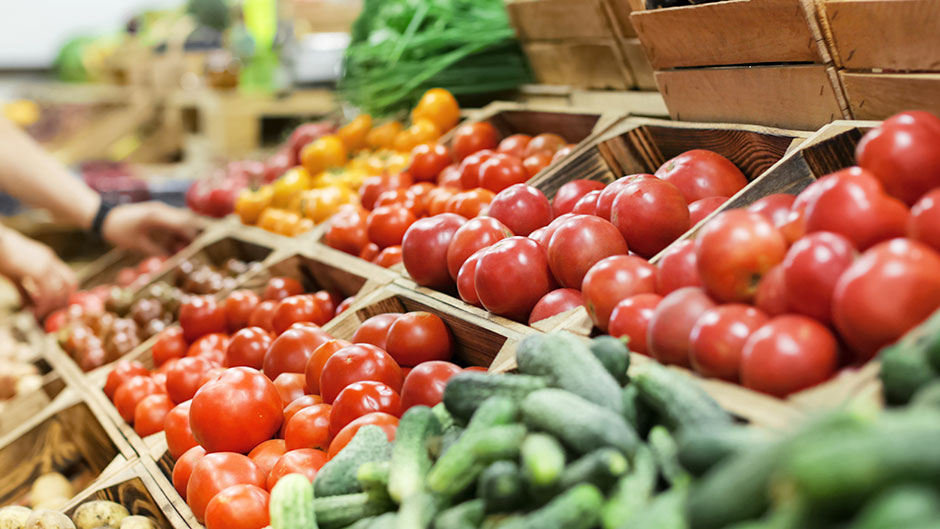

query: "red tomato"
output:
525 133 567 157
400 361 462 411
740 315 839 396
367 205 417 249
522 153 553 179
855 110 940 205
581 255 657 331
410 143 452 182
335 297 355 316
572 190 602 216
479 155 528 193
487 184 553 237
226 327 273 369
695 210 787 302
611 178 690 258
688 196 727 226
133 393 173 437
552 180 606 216
647 287 716 367
596 174 654 220
374 246 403 268
497 134 532 158
267 449 328 489
351 314 401 351
264 323 332 379
330 381 401 437
374 189 419 214
43 309 68 333
359 242 380 262
449 188 496 219
754 264 789 316
474 237 555 322
456 249 486 307
327 412 399 459
359 172 412 210
166 356 212 404
548 215 629 289
690 304 769 381
173 445 206 496
552 144 576 163
205 484 269 529
608 293 662 356
165 400 198 459
446 217 512 280
528 227 549 248
187 333 230 365
248 439 287 479
833 238 940 361
909 188 940 252
437 164 463 188
187 452 266 522
782 232 856 323
402 214 467 289
458 150 496 190
105 360 148 400
283 395 323 422
655 239 702 296
247 300 278 333
747 193 796 228
325 205 369 255
200 367 225 387
273 373 306 408
114 375 159 423
528 288 584 325
224 290 260 333
320 344 404 403
386 312 454 366
263 277 304 302
655 149 748 204
180 296 227 342
453 122 500 161
190 367 283 453
408 183 436 216
284 403 333 451
153 327 187 367
273 295 330 335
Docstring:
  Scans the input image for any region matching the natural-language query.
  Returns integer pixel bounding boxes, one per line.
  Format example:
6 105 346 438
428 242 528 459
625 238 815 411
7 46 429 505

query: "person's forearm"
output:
0 116 100 229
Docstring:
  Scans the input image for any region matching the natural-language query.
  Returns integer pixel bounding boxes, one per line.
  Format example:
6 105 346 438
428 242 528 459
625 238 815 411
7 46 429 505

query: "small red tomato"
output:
166 356 212 404
410 143 452 182
522 153 553 178
647 287 716 368
479 155 528 193
747 193 796 228
437 164 463 188
224 290 261 332
114 375 159 423
655 149 748 204
335 297 355 316
611 178 690 258
529 288 584 325
374 246 403 268
487 184 553 237
273 372 306 408
330 381 401 437
547 215 628 289
385 312 454 366
402 214 467 289
400 361 462 411
359 242 381 262
474 237 555 322
320 344 404 403
226 327 273 369
909 188 940 252
552 180 605 216
152 327 187 367
740 315 839 397
187 333 230 365
655 239 703 296
453 122 500 161
263 277 304 302
525 133 567 157
581 255 657 331
690 304 769 381
247 300 278 333
187 452 265 522
608 293 662 356
205 484 269 529
172 445 206 496
165 400 198 459
267 449 328 489
179 296 227 342
264 323 333 380
498 134 532 158
105 360 148 401
284 403 333 451
134 393 174 437
782 231 856 323
458 150 496 190
571 189 602 216
445 216 511 280
327 412 398 459
754 264 789 317
368 205 417 249
351 314 401 351
273 295 330 335
248 439 287 479
688 196 727 226
456 248 486 307
325 205 369 255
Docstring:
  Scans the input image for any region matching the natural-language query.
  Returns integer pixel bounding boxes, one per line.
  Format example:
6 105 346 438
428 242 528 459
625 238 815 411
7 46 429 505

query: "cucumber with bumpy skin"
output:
269 473 317 529
427 424 526 497
498 484 604 529
589 335 630 386
633 362 732 430
649 426 686 485
443 373 546 423
434 500 486 529
677 425 768 476
477 461 525 513
472 424 527 462
521 433 566 489
313 492 392 529
357 461 391 498
558 448 629 493
314 426 393 497
619 481 689 529
601 446 656 529
388 406 440 502
396 492 440 529
521 389 639 455
880 341 938 405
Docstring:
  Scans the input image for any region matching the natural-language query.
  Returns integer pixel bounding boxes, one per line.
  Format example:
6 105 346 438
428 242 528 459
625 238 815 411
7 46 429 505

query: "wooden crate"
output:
507 0 617 41
285 0 363 34
0 357 67 438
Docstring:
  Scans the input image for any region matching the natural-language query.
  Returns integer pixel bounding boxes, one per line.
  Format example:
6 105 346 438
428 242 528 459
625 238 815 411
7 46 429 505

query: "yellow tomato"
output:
394 119 440 152
336 168 369 190
257 208 290 233
293 217 316 236
310 170 345 189
338 114 372 153
234 185 273 225
272 167 312 208
279 210 304 236
301 185 358 223
366 121 403 150
301 134 347 176
412 88 460 133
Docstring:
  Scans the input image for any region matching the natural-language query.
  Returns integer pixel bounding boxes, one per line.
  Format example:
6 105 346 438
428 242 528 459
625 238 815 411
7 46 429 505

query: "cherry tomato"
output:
782 231 856 323
747 193 796 228
320 344 404 403
285 403 333 451
224 290 260 333
180 296 227 342
479 155 528 193
329 381 401 437
552 180 606 216
427 187 459 216
572 189 602 216
655 150 748 204
114 375 160 423
267 449 328 489
264 323 332 379
525 133 567 157
190 367 283 453
335 297 355 316
410 143 452 182
359 172 413 210
647 287 716 367
690 304 769 381
446 217 511 280
386 312 454 366
325 205 370 255
548 215 629 289
522 153 553 178
402 214 467 289
187 452 266 522
165 400 198 459
581 255 657 331
105 360 149 400
273 373 306 408
754 263 789 317
528 288 584 325
374 246 403 268
133 393 173 437
688 196 727 226
263 277 304 302
248 439 287 480
153 327 187 367
226 327 273 369
552 144 576 163
367 205 417 249
437 164 463 188
740 315 839 396
855 110 940 205
449 188 495 219
407 183 436 216
608 293 662 356
596 174 654 220
412 88 460 132
458 150 496 190
456 249 486 307
695 209 787 302
359 242 380 262
908 188 940 252
655 239 702 296
273 295 330 335
453 122 500 161
474 237 555 322
327 412 398 459
487 184 553 237
611 177 690 258
247 300 278 333
173 445 206 496
400 361 462 412
351 314 401 351
497 134 532 158
187 333 230 365
283 394 323 420
372 189 417 215
166 356 212 404
205 484 269 529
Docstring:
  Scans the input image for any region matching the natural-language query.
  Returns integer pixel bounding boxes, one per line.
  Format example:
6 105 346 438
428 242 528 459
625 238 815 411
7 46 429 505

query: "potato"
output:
0 506 32 529
71 502 128 529
118 517 155 529
30 474 72 508
24 510 75 529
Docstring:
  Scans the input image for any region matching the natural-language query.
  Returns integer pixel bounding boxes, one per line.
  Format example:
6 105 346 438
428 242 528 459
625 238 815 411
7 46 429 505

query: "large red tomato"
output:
487 184 553 237
690 304 769 381
134 393 174 437
453 122 500 161
329 381 401 437
581 255 657 331
782 232 856 323
247 439 287 479
855 110 940 205
225 290 260 333
458 150 496 189
327 413 398 459
205 484 269 529
267 449 327 489
105 360 149 400
248 300 278 333
607 293 662 356
320 344 404 403
187 452 266 522
114 375 160 423
909 188 940 252
385 312 454 366
740 315 839 397
262 277 304 302
446 216 511 280
528 289 584 325
410 143 452 182
402 214 467 289
456 249 486 307
166 356 212 404
153 327 187 367
272 295 329 335
226 327 273 369
180 296 227 342
688 196 727 226
647 287 716 367
655 149 748 204
367 205 417 249
325 205 369 255
548 215 629 289
596 174 653 221
552 180 605 216
754 264 789 316
832 238 940 361
399 361 462 411
284 403 332 451
479 155 528 193
351 314 401 350
474 237 555 322
165 400 198 459
611 177 690 258
498 134 532 158
655 239 703 296
747 193 796 228
264 323 332 380
190 367 283 453
173 445 206 496
305 339 352 394
695 210 787 302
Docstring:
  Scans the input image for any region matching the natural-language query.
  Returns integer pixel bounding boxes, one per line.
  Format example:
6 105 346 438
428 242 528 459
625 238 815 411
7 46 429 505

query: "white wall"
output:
0 0 182 68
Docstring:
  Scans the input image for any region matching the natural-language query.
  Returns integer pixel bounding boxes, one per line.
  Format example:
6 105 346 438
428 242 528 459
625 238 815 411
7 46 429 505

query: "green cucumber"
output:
396 492 440 529
632 362 733 430
438 425 465 459
269 473 317 529
911 380 940 410
389 406 440 502
521 433 566 489
558 448 629 493
850 484 940 529
618 481 689 529
516 332 624 413
499 484 604 529
589 335 630 386
620 385 653 436
477 461 525 513
443 373 546 423
343 516 377 529
357 461 391 498
427 424 526 497
601 446 656 529
649 425 687 485
677 425 768 476
434 500 486 529
880 341 938 405
315 425 393 497
467 396 519 432
367 512 398 529
472 424 527 462
314 492 392 529
521 389 639 455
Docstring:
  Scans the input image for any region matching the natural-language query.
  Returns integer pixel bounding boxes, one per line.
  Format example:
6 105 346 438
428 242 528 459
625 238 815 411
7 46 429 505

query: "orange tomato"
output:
450 188 495 219
338 114 372 152
279 210 304 236
426 187 459 217
394 119 440 153
272 168 311 208
235 186 273 225
293 218 316 236
367 121 403 150
412 88 460 133
301 135 347 176
258 208 290 234
302 186 358 223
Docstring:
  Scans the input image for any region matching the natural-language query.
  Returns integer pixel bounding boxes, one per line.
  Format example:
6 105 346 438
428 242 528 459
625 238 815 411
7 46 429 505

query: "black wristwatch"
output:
91 200 117 238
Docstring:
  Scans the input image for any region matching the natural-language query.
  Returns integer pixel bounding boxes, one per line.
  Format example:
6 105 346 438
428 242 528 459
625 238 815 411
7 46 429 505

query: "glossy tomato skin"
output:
548 215 629 289
909 189 940 252
226 327 273 369
264 323 332 380
204 484 269 529
526 133 567 157
754 264 789 316
263 277 304 302
385 312 454 366
224 290 260 333
166 356 212 404
284 403 332 451
367 205 417 249
190 367 283 453
445 216 511 280
273 295 330 335
114 376 160 423
402 214 467 289
458 150 495 189
325 205 369 255
153 327 187 367
474 237 555 322
782 232 856 323
320 344 404 404
608 293 662 356
655 149 748 204
529 289 584 325
327 413 398 459
695 209 787 303
351 314 401 351
187 452 266 522
374 246 403 268
690 304 769 381
855 110 940 205
740 315 839 397
105 360 149 400
523 153 553 178
581 255 657 331
611 178 690 258
832 238 940 361
329 381 401 437
187 333 230 365
173 445 206 496
400 361 462 411
180 296 227 342
273 373 306 408
688 196 727 226
134 393 174 437
572 190 602 216
456 249 486 307
410 143 452 182
247 439 287 480
165 400 198 459
552 180 606 216
487 184 553 237
747 193 796 228
479 155 528 193
655 239 703 296
498 134 532 158
647 287 716 368
596 174 653 221
248 300 278 333
359 243 380 262
267 449 328 489
453 122 500 161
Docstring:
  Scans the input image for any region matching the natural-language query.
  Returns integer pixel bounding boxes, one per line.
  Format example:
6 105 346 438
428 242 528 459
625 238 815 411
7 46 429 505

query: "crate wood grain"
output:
620 38 656 90
0 360 67 438
607 0 640 38
839 72 940 120
524 40 636 90
507 0 617 41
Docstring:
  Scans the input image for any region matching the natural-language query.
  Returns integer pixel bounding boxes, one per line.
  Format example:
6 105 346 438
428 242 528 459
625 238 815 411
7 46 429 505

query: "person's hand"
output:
0 228 76 318
102 202 205 256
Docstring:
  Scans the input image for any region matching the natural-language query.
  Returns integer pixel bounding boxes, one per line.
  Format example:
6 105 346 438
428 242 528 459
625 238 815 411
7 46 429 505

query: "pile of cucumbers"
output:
879 309 940 406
